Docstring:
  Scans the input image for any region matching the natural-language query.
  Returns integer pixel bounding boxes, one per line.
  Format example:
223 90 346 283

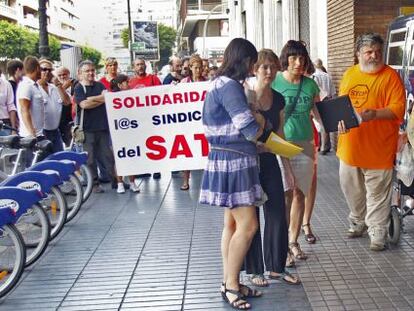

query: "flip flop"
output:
180 184 189 191
249 274 269 287
269 271 301 285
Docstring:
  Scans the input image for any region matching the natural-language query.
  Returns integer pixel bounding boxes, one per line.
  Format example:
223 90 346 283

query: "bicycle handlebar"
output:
0 120 17 132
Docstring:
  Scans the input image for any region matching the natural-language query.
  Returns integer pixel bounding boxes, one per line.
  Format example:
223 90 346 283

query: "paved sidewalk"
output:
1 155 414 310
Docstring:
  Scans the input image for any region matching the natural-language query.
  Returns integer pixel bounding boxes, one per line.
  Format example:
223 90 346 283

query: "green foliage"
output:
158 24 176 67
120 23 176 68
0 20 37 60
81 45 103 69
0 20 62 61
121 28 129 49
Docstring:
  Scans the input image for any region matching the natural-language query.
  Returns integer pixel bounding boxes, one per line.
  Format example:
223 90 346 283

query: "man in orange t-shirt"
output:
337 33 405 251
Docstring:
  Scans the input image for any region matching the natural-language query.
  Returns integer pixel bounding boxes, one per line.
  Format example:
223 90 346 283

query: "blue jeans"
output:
44 129 64 153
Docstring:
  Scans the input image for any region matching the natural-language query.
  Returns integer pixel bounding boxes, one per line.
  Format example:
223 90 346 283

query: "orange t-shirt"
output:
337 64 406 169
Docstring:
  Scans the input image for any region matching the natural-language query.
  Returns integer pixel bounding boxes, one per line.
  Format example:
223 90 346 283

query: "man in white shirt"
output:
16 56 43 138
313 58 337 155
0 69 17 135
37 59 71 152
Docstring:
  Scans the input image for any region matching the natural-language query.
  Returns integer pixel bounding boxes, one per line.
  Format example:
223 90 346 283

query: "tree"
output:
121 23 177 68
121 28 129 50
0 20 62 61
81 45 103 69
0 21 37 60
157 24 177 67
33 34 62 61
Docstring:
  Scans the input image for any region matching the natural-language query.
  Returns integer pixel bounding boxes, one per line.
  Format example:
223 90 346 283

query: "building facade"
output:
226 0 328 68
0 0 79 42
177 0 230 63
327 0 414 87
100 0 177 71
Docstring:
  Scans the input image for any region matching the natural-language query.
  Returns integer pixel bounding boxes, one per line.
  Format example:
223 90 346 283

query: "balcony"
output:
187 1 227 15
20 0 38 10
180 1 228 37
0 3 18 21
22 14 39 29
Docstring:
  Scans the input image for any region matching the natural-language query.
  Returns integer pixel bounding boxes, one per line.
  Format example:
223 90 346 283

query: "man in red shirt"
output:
129 58 161 89
128 57 162 179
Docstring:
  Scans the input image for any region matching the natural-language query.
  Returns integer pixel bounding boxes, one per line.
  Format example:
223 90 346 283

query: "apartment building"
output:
177 0 230 62
100 0 177 71
0 0 79 42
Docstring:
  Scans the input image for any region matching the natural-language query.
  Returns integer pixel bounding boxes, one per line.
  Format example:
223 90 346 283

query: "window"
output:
388 46 404 66
390 30 406 43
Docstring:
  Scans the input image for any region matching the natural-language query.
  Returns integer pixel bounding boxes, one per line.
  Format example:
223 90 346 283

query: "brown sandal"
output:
286 251 296 268
302 223 316 244
289 242 307 260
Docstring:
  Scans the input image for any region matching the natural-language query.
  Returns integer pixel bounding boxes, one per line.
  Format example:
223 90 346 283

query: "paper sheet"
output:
264 132 303 158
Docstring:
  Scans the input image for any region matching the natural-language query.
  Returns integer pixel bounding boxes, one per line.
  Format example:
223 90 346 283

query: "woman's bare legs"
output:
181 170 190 190
303 163 317 239
222 206 258 291
289 188 307 259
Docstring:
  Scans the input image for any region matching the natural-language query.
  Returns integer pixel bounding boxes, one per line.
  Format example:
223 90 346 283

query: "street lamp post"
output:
127 0 134 67
202 3 225 59
38 0 50 58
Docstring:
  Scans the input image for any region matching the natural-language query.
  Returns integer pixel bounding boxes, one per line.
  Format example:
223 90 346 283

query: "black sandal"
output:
302 223 316 244
221 282 262 298
222 286 251 310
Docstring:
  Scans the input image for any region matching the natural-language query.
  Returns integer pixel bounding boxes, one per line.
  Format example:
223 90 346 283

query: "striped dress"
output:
199 76 263 208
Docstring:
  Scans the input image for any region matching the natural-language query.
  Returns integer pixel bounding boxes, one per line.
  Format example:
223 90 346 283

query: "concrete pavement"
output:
1 154 414 310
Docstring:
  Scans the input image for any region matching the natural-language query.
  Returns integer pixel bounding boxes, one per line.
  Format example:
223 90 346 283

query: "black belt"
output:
1 119 11 125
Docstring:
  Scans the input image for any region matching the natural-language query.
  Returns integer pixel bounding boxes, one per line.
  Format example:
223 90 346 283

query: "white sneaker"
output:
117 182 125 194
134 178 140 188
368 227 387 251
131 183 140 193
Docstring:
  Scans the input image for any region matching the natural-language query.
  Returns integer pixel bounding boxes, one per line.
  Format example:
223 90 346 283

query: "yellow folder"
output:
264 132 303 158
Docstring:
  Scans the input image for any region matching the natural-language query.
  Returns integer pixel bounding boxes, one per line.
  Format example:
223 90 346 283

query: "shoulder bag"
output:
71 84 87 144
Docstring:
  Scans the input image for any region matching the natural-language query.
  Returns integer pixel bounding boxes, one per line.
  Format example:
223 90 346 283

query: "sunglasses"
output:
40 67 53 72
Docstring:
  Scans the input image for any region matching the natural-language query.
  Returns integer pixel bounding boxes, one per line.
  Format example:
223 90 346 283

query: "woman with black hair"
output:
271 40 322 262
199 38 267 310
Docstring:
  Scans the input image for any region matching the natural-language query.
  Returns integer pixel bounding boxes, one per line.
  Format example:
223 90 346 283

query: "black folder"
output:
316 95 360 132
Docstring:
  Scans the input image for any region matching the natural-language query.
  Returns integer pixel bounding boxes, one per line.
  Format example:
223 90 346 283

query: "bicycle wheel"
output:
0 224 26 298
15 204 50 267
40 186 68 240
59 173 83 223
75 164 93 203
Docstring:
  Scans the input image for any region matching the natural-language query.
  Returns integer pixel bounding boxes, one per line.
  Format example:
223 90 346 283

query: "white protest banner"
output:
104 82 210 176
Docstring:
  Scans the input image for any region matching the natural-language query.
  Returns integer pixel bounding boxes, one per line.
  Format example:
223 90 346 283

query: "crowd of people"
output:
199 33 406 309
0 32 407 310
0 52 217 194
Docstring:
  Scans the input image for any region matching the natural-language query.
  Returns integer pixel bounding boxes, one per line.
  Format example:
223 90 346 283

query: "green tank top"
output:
271 72 319 141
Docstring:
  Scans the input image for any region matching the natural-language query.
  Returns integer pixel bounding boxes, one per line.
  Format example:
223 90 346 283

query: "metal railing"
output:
187 1 227 15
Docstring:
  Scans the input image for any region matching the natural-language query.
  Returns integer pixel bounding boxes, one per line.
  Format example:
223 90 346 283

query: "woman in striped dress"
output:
199 38 268 310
